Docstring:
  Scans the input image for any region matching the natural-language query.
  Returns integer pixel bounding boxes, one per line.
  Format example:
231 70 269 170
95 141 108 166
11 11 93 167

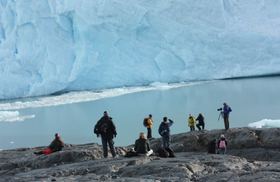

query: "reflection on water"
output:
0 77 279 149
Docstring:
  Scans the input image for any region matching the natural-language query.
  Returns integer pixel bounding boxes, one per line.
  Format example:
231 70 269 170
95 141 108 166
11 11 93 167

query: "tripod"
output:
218 111 223 121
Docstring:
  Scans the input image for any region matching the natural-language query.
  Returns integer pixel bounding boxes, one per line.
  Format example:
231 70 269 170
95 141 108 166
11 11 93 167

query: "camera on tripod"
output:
217 108 222 111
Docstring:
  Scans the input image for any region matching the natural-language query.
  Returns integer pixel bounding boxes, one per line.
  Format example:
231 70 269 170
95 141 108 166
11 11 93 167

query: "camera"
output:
217 108 222 111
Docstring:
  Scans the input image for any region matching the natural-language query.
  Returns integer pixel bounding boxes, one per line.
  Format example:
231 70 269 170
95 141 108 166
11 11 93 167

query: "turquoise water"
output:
0 77 280 149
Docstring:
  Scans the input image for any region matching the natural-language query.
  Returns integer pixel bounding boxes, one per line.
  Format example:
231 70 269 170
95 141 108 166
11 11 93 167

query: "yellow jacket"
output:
146 118 153 128
188 116 195 127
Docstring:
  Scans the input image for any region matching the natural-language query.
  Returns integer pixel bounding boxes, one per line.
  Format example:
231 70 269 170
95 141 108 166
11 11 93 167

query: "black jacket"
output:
196 114 205 125
94 116 117 139
134 138 150 154
49 138 64 152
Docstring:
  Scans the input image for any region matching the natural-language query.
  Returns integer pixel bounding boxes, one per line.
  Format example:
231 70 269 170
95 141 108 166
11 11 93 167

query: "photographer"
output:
218 103 232 130
158 117 175 157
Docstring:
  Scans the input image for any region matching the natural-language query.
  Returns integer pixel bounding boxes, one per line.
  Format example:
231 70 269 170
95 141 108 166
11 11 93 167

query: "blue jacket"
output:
158 119 174 137
223 105 232 116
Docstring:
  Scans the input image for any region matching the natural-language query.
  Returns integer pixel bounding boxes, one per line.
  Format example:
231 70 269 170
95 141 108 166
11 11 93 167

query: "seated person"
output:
125 132 153 157
135 132 153 156
34 133 64 155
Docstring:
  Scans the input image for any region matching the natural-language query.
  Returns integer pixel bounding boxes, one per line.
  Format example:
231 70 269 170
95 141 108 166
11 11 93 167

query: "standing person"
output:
207 139 217 154
188 114 196 131
218 103 232 130
144 114 153 139
94 111 117 158
158 117 175 157
34 133 64 155
196 113 205 131
134 132 153 156
217 134 228 154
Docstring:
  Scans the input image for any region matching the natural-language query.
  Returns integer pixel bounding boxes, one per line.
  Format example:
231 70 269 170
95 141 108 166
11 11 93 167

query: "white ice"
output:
248 119 280 128
0 111 35 122
0 81 204 110
0 0 280 99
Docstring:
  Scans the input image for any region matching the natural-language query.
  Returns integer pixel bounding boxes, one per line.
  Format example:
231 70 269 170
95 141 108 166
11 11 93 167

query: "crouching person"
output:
34 133 64 155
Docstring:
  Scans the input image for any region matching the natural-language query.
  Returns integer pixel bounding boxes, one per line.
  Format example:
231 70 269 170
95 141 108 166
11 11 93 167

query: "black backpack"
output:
99 122 109 133
165 147 175 157
157 148 169 158
124 150 138 158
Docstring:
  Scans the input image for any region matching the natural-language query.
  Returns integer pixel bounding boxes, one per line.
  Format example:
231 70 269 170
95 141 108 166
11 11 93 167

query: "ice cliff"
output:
0 0 280 99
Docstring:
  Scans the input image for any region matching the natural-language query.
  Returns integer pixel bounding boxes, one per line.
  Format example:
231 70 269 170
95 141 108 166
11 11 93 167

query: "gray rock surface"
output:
1 127 280 181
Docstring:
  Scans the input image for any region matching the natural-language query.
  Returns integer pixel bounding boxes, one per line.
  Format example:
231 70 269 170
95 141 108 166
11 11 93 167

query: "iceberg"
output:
0 111 35 122
0 0 280 99
248 119 280 128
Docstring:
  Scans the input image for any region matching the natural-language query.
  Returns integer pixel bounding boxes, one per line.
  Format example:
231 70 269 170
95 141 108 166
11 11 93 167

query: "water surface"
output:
0 77 279 149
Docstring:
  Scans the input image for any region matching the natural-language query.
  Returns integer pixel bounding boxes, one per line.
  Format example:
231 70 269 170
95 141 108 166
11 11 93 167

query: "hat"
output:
220 134 225 138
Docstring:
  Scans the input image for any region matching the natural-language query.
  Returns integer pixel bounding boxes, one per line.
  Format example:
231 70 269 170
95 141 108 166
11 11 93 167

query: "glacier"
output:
0 0 280 99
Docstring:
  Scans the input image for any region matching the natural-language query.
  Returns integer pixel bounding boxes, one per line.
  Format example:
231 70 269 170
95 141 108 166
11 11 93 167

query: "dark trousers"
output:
162 136 170 148
196 123 205 130
190 126 195 131
147 128 152 139
101 136 116 158
223 115 229 130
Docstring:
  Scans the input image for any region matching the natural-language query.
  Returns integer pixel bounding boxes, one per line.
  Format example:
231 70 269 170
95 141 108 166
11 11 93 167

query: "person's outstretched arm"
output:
168 119 174 126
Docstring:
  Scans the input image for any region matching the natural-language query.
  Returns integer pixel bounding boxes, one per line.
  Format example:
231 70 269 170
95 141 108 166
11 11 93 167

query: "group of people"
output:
92 111 175 158
34 102 232 158
208 134 228 154
187 113 205 131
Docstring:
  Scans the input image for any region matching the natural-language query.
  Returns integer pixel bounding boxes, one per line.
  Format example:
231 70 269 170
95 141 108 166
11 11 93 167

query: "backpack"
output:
157 148 169 158
165 147 175 157
143 118 148 127
99 122 109 134
124 150 138 157
219 140 226 149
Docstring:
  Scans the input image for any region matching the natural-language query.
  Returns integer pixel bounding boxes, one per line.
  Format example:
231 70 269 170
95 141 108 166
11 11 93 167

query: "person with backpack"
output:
94 111 117 158
34 133 64 155
188 114 196 131
196 113 205 131
143 114 153 139
158 117 175 157
218 103 232 130
217 134 227 154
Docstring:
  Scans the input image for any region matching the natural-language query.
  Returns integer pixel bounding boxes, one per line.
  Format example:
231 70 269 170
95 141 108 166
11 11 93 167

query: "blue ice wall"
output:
0 0 280 99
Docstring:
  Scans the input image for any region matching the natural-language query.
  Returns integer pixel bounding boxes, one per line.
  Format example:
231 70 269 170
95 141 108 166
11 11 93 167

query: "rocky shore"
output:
1 127 280 181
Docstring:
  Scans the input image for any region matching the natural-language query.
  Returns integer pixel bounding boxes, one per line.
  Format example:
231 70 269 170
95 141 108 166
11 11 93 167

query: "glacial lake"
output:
0 77 280 150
